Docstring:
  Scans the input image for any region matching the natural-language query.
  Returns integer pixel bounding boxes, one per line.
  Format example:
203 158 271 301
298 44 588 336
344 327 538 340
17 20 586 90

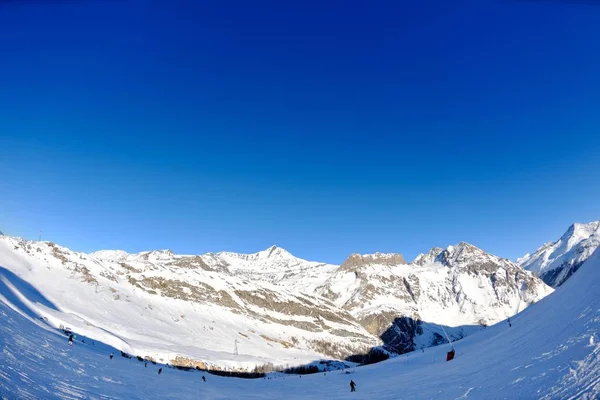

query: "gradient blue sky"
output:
1 0 599 263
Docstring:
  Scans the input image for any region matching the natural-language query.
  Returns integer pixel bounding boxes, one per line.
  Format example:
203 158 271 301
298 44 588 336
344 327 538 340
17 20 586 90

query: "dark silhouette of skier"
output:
202 375 206 382
158 368 163 375
145 362 147 368
350 380 356 392
68 334 74 346
109 353 114 360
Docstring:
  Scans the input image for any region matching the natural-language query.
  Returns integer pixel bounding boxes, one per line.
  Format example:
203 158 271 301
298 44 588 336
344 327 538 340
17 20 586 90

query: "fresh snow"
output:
1 246 599 398
0 235 552 373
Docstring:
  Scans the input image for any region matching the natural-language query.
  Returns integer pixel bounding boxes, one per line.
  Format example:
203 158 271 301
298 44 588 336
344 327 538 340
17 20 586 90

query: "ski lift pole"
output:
440 325 456 362
440 324 454 351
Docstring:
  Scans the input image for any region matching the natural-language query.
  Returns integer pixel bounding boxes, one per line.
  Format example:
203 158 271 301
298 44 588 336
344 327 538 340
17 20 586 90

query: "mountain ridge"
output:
519 220 600 287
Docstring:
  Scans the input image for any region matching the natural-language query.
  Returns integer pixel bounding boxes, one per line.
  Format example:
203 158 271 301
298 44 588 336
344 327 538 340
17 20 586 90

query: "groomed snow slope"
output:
1 249 599 399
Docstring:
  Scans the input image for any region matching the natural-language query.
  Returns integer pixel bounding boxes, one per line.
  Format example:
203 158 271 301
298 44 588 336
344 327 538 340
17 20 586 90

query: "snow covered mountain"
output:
0 237 376 371
519 221 600 287
1 242 599 398
0 234 551 371
316 242 551 354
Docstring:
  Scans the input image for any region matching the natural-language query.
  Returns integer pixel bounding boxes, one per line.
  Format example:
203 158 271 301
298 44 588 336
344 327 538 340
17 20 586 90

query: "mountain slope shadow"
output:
346 316 482 365
0 265 60 318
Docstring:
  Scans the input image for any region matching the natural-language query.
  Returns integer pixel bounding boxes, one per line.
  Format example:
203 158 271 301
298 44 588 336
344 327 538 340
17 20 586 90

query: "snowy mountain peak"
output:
90 249 130 262
218 245 296 260
437 242 497 267
411 247 444 266
563 221 600 242
454 241 480 251
259 245 293 259
142 249 175 261
520 220 600 287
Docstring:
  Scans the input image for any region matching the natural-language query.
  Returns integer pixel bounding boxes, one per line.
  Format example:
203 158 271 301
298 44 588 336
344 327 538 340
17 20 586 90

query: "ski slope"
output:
1 249 599 399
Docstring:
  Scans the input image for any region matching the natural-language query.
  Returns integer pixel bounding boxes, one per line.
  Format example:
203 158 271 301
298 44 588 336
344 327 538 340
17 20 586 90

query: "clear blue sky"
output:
1 0 599 264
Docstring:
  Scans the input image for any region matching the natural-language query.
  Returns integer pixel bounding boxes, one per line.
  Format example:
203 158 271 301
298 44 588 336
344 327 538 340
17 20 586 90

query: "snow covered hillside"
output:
519 221 600 287
0 238 375 371
1 246 599 399
0 235 550 370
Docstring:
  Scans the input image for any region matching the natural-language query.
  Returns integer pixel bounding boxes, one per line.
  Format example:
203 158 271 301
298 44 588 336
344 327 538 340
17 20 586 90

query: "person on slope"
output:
158 368 163 375
202 376 206 382
109 353 114 360
350 380 357 392
68 334 74 346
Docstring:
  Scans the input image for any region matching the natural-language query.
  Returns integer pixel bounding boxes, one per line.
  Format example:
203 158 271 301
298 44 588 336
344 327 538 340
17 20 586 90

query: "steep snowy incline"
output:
519 221 600 287
1 248 599 398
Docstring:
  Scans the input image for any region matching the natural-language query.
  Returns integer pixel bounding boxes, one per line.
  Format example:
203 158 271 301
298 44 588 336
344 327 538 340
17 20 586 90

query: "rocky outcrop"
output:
340 253 406 272
411 247 443 266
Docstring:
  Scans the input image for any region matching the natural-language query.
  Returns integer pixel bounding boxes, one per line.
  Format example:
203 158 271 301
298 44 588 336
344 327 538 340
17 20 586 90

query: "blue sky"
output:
1 0 599 263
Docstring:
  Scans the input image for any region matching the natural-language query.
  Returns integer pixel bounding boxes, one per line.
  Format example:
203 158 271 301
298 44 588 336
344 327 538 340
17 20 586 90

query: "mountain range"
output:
0 226 570 370
1 221 599 398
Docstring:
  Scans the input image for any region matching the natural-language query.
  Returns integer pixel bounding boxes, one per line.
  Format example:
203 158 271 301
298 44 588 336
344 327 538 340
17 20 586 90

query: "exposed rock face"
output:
520 221 600 287
340 253 406 271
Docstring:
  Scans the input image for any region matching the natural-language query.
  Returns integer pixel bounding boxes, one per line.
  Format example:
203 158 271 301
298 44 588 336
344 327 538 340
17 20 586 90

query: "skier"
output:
202 375 206 382
350 380 357 392
109 353 114 360
158 368 163 375
145 362 147 368
68 334 74 346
